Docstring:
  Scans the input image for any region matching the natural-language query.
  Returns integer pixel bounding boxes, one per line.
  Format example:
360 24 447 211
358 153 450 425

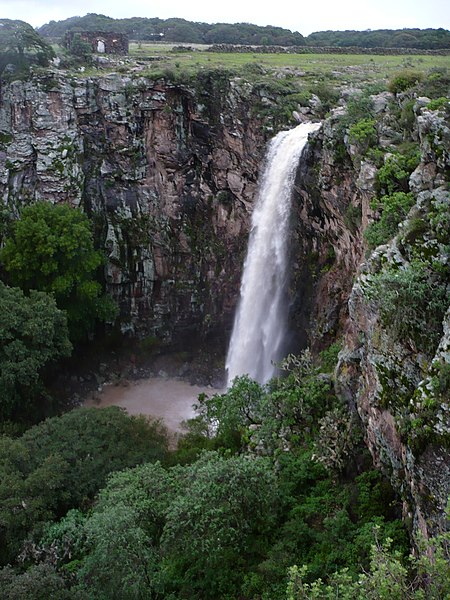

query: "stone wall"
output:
65 31 129 55
207 44 450 55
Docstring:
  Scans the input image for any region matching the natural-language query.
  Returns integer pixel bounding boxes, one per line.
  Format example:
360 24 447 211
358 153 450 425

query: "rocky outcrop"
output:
336 102 450 540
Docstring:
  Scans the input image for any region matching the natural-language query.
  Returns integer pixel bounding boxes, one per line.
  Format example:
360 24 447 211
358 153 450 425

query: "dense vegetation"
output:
1 349 448 598
38 14 306 46
0 350 414 599
0 19 54 78
37 15 450 49
306 28 450 49
0 201 117 424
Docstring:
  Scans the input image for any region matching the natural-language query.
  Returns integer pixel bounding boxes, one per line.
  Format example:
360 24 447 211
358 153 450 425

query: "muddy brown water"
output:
85 377 218 434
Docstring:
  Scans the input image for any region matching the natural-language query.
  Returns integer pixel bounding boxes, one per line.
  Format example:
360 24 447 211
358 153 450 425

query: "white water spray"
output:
226 122 321 386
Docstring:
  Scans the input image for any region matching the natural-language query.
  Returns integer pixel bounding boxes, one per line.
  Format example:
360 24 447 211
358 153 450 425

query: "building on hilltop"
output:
65 31 129 55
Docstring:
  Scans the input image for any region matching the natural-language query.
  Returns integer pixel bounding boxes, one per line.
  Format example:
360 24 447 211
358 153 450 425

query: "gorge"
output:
0 48 449 596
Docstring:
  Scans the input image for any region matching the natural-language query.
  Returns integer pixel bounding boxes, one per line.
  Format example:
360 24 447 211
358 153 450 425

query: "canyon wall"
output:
0 71 267 346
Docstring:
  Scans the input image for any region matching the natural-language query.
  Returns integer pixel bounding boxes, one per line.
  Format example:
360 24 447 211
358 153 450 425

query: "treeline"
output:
307 28 450 49
37 14 306 46
37 14 450 49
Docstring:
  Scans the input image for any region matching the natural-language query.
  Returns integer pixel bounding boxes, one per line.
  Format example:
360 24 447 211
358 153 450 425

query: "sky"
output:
0 0 448 35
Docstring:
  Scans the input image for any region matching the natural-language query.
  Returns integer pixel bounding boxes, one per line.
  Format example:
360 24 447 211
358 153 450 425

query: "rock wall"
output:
0 71 267 345
336 101 450 540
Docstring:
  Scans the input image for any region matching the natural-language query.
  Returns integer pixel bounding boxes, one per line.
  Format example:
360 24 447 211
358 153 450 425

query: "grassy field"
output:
128 42 449 80
64 43 449 97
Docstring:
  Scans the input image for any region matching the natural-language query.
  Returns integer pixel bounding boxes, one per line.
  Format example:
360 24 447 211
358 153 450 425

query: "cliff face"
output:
0 71 266 344
335 102 449 540
0 70 448 538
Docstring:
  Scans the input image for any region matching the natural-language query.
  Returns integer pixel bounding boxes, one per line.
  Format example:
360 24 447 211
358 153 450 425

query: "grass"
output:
62 42 449 91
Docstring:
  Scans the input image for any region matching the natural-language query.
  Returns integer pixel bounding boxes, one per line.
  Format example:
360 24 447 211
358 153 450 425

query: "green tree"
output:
67 33 92 60
20 406 170 510
0 282 72 420
162 452 279 597
0 407 169 565
1 201 117 340
0 563 79 600
0 19 54 76
0 435 69 564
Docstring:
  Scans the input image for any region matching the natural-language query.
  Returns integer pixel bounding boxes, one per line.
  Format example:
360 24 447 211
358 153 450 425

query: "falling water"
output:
226 122 321 387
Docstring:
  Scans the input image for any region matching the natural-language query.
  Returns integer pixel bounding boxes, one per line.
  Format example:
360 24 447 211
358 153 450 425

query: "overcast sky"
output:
0 0 448 35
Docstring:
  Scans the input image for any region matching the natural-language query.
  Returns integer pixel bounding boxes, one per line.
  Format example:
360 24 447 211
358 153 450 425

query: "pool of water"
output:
85 377 217 433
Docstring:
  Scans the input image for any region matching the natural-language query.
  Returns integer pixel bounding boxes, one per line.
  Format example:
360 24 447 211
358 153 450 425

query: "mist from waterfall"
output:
226 122 321 387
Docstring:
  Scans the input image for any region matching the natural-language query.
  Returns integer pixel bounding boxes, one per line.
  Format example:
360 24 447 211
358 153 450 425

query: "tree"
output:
0 407 169 565
0 19 54 76
0 564 79 600
161 452 279 598
0 282 72 420
0 436 69 564
1 201 117 340
20 406 170 510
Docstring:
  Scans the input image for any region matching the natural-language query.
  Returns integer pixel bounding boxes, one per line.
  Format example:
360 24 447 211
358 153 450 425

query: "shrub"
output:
348 118 377 150
426 97 448 111
376 149 420 196
364 192 415 249
365 261 448 355
388 70 424 94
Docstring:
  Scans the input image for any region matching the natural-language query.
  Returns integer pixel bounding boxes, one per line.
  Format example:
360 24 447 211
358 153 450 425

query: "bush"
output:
426 96 448 111
348 118 377 151
364 192 415 249
365 261 448 355
376 149 420 196
388 70 424 94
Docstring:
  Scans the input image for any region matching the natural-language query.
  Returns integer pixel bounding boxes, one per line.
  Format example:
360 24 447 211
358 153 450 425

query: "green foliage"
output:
0 19 55 78
162 453 278 598
266 451 406 587
38 14 306 46
308 81 340 113
319 342 342 372
348 118 377 152
419 68 450 99
364 192 415 249
365 261 448 355
20 406 170 509
305 28 450 49
0 563 78 600
388 70 424 94
376 149 420 196
426 96 448 111
0 407 169 565
287 524 450 599
0 201 117 340
65 33 93 67
45 453 278 600
0 282 72 420
0 435 69 564
197 352 336 454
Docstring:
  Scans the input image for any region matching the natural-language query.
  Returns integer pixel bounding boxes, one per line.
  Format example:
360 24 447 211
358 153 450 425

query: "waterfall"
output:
226 122 321 387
